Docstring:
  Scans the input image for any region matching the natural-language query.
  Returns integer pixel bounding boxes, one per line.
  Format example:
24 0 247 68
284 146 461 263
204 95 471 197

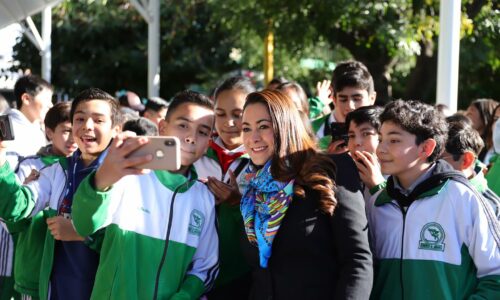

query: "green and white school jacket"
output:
367 177 500 300
0 161 71 300
9 154 65 297
72 168 219 300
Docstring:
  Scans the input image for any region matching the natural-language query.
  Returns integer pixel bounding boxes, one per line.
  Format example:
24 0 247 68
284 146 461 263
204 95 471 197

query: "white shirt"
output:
4 109 47 169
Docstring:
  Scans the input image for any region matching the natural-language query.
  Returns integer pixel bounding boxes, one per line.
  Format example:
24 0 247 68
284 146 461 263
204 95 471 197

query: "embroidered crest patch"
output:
188 209 205 236
419 222 446 251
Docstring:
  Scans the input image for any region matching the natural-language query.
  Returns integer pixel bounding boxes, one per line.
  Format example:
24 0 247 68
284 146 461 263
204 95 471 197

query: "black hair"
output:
267 77 287 88
70 88 121 125
446 114 472 126
45 102 71 131
214 76 256 100
345 105 383 132
14 75 53 109
331 60 374 95
122 117 158 136
380 99 448 162
144 97 169 112
165 90 214 121
445 118 484 161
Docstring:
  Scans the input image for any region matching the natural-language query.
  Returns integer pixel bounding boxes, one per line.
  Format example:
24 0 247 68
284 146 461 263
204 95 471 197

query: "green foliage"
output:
12 0 238 98
10 0 499 106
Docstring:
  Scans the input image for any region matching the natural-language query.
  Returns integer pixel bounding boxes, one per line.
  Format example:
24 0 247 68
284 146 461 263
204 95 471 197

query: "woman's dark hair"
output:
469 99 498 136
244 90 337 215
214 76 256 101
484 103 500 152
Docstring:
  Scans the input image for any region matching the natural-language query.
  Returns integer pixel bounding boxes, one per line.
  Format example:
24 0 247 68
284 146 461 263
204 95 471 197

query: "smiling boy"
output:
71 90 219 299
0 88 121 300
367 100 500 299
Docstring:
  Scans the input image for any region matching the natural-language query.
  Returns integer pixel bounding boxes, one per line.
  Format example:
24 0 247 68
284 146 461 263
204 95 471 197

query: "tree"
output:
210 0 499 106
12 0 239 98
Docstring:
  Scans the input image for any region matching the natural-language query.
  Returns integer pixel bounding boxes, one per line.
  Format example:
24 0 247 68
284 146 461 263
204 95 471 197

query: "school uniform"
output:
367 160 500 299
5 147 65 298
72 166 219 299
194 138 252 297
0 149 105 300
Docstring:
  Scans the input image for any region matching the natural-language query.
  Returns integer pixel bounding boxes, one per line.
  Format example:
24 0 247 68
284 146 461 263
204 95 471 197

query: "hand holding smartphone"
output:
330 122 348 145
126 136 181 171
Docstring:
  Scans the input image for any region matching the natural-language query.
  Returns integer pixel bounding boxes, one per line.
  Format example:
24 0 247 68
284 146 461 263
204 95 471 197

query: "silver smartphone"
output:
127 136 181 171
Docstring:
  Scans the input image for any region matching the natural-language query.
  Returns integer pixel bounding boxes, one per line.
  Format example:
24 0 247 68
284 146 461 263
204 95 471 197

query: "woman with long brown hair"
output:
239 89 373 299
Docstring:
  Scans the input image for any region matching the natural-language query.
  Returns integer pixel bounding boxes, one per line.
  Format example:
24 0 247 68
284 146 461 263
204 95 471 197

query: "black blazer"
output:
240 153 373 300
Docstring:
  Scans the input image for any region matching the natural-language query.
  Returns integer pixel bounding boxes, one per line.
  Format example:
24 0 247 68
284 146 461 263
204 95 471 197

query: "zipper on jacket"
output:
398 203 407 300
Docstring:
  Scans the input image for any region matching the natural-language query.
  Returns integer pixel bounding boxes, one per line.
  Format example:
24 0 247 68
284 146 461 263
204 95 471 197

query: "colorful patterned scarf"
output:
240 160 294 268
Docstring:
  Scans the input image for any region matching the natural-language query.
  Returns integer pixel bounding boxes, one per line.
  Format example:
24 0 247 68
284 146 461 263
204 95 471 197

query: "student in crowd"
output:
240 89 373 299
142 96 169 127
122 117 158 136
0 88 121 300
345 105 385 198
266 77 287 90
312 61 376 153
6 75 53 168
308 79 333 120
7 102 77 299
71 90 219 299
485 104 500 195
368 100 500 299
465 98 499 163
276 81 309 117
117 89 144 114
194 76 255 299
441 118 500 219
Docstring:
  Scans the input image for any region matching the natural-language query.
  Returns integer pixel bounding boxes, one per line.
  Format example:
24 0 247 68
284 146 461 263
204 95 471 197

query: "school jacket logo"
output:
419 222 446 251
188 209 205 236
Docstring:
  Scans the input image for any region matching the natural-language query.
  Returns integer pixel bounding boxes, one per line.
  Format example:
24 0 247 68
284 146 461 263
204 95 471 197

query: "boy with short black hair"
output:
72 90 219 299
442 118 500 219
312 60 376 152
368 100 500 299
0 87 121 300
345 105 385 197
7 74 54 168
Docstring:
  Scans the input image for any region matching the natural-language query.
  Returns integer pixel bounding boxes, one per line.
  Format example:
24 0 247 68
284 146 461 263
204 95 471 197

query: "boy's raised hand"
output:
47 216 85 241
94 131 153 191
316 79 332 105
353 150 385 189
207 170 242 205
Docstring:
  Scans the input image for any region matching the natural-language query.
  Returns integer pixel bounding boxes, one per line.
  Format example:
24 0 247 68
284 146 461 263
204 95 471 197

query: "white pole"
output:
41 6 52 82
148 0 160 97
436 0 461 112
